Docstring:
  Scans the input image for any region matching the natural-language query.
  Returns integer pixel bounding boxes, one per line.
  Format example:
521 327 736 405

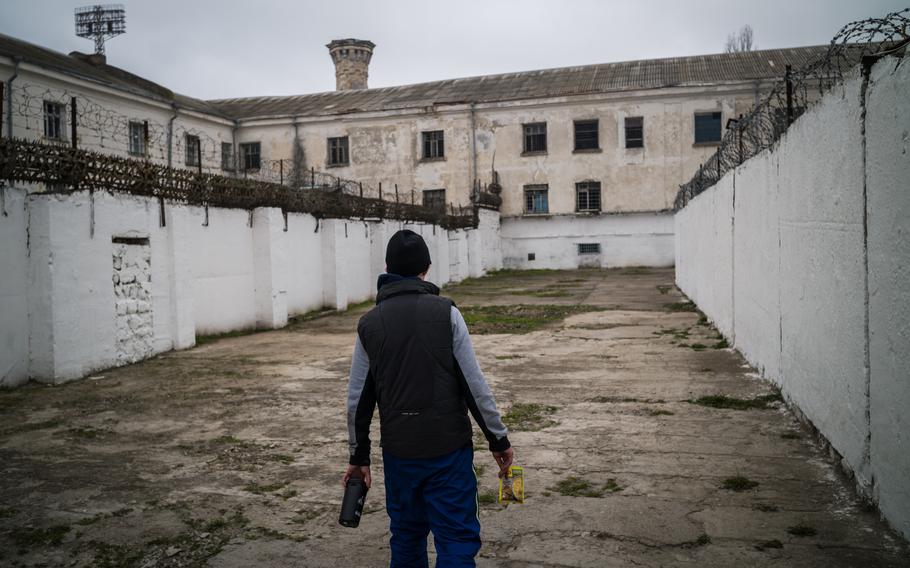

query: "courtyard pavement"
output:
0 267 907 567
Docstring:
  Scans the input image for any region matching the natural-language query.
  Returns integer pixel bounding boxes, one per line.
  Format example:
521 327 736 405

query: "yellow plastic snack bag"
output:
499 466 524 503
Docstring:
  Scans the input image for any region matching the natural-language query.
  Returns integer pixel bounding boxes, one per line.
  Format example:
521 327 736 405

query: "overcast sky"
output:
1 0 906 100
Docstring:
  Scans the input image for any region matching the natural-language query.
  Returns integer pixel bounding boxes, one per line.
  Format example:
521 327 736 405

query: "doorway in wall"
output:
112 237 154 365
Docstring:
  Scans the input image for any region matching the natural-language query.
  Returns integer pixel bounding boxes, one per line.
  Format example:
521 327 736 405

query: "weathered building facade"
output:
1 33 826 269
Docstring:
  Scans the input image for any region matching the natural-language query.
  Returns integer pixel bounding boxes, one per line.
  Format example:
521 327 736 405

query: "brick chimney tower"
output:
327 39 375 90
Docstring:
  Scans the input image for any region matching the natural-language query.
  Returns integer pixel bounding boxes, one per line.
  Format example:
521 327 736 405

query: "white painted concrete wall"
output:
501 212 674 270
2 190 488 387
675 57 910 539
865 57 910 541
0 187 30 387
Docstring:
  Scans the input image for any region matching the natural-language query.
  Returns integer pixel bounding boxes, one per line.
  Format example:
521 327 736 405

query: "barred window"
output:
522 122 547 153
185 134 200 167
625 116 644 148
422 189 446 211
221 142 234 171
578 243 601 255
240 142 261 171
574 120 599 150
128 121 147 156
576 181 601 212
328 136 349 166
694 112 722 144
43 101 65 141
524 184 549 214
422 130 444 159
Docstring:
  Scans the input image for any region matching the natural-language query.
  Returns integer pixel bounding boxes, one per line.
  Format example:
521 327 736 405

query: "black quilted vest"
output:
357 278 472 459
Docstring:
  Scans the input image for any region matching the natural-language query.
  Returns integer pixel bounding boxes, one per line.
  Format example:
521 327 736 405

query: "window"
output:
522 122 547 154
694 112 722 144
221 142 234 171
625 117 644 148
327 136 349 166
578 243 601 255
128 121 147 156
185 134 200 167
43 101 65 141
422 189 446 211
240 142 261 171
576 181 601 212
574 120 599 150
523 184 549 214
422 130 444 159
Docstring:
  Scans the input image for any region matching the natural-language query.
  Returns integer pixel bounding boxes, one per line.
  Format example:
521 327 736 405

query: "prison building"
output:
0 32 825 268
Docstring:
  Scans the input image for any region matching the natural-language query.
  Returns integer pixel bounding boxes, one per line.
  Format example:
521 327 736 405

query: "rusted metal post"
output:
785 65 794 125
737 113 744 164
279 158 284 185
359 181 363 198
379 182 382 201
70 96 77 149
311 167 315 187
394 183 399 202
197 143 202 175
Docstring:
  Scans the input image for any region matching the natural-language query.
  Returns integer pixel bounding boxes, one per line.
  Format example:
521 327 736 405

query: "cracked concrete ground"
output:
0 267 907 567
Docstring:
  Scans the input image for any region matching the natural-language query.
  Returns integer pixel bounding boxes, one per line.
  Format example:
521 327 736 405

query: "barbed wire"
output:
674 9 909 210
0 137 480 229
6 81 488 213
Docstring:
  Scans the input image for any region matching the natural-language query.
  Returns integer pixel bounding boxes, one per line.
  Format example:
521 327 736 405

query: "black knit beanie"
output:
385 230 431 277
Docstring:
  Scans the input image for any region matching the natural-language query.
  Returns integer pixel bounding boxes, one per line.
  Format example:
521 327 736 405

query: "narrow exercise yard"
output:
0 267 906 567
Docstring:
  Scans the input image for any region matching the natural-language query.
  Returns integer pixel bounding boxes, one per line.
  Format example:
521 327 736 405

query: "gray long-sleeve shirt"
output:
346 305 509 462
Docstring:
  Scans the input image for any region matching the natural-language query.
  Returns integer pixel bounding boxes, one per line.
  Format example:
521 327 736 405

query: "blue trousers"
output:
383 445 481 568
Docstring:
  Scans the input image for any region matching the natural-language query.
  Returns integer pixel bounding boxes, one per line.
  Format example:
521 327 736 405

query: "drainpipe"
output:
166 102 178 168
470 101 478 189
6 57 21 138
231 119 240 177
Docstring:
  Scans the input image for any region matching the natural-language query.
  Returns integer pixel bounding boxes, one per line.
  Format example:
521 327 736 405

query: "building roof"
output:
0 31 840 122
207 45 831 120
0 32 226 118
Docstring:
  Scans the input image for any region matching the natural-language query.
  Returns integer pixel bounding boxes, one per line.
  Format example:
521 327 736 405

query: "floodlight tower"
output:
75 4 126 55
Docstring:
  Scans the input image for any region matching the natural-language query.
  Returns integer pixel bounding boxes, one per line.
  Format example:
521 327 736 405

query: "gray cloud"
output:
1 0 906 100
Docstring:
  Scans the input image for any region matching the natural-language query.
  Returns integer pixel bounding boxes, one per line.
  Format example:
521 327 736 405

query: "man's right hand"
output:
342 464 372 489
492 447 514 477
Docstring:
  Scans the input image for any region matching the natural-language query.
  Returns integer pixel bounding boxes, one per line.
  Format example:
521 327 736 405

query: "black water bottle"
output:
339 477 368 528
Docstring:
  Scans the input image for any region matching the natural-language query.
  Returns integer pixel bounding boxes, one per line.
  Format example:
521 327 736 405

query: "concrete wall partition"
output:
674 57 910 538
0 186 502 387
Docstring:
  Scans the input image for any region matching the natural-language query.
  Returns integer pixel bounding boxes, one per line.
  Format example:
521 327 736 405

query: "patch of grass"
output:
603 478 622 493
9 524 71 548
279 489 298 500
698 367 713 373
665 301 697 312
713 338 730 349
754 539 783 552
649 409 675 416
271 454 295 464
502 403 558 431
0 507 16 519
2 418 63 436
474 464 487 477
494 355 523 360
65 426 105 439
722 476 760 492
696 533 712 546
195 328 259 347
516 289 573 298
550 477 609 498
243 481 289 495
689 343 708 351
588 396 666 404
753 503 780 512
654 327 691 339
690 394 783 410
486 269 558 279
697 315 709 325
87 541 144 568
780 432 801 440
656 284 673 295
570 322 627 330
477 490 499 505
460 304 604 334
346 299 375 311
787 524 817 537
